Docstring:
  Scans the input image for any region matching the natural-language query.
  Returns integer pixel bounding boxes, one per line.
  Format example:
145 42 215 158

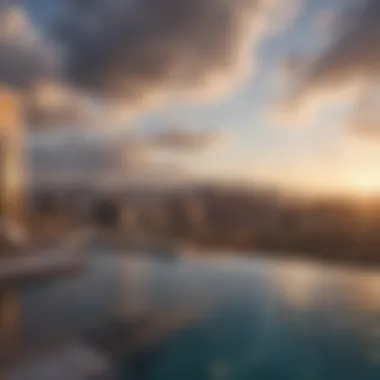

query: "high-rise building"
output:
0 86 26 244
0 85 24 361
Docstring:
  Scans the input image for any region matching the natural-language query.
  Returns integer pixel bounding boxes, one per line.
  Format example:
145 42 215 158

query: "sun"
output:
350 174 380 196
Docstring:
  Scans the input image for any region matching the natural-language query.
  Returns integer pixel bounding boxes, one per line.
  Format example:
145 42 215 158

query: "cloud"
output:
1 0 300 129
24 82 101 129
349 119 380 138
145 127 221 151
299 0 380 92
315 9 341 37
24 0 299 102
0 4 91 128
0 5 56 88
274 0 380 126
274 51 309 91
346 84 380 138
28 126 222 184
0 41 48 88
30 132 146 174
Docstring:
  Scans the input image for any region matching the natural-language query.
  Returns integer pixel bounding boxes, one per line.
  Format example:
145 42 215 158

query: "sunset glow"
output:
350 175 380 196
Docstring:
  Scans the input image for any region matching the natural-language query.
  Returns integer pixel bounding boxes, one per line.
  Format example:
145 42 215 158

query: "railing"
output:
0 231 88 373
0 253 84 284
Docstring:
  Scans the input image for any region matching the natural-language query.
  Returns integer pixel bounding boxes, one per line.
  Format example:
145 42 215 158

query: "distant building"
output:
89 198 120 228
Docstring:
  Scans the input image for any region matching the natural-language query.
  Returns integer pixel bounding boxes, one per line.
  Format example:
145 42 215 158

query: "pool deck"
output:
0 253 85 284
0 231 90 284
1 342 111 380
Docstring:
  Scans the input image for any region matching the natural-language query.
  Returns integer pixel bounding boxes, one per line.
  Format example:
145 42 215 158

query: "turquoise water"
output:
18 254 380 379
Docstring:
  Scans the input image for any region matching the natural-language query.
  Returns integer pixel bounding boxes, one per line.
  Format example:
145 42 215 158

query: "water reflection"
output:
14 254 380 379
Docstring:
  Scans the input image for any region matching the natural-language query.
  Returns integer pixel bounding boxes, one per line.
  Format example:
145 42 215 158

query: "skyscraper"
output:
0 86 26 247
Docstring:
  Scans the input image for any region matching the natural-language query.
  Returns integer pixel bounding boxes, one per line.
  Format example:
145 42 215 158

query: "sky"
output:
2 0 380 196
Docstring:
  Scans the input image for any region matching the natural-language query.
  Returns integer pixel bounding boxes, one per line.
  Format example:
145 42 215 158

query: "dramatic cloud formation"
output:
0 0 303 131
0 0 302 131
24 0 274 97
19 0 299 118
275 0 380 132
0 4 91 128
299 1 380 92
